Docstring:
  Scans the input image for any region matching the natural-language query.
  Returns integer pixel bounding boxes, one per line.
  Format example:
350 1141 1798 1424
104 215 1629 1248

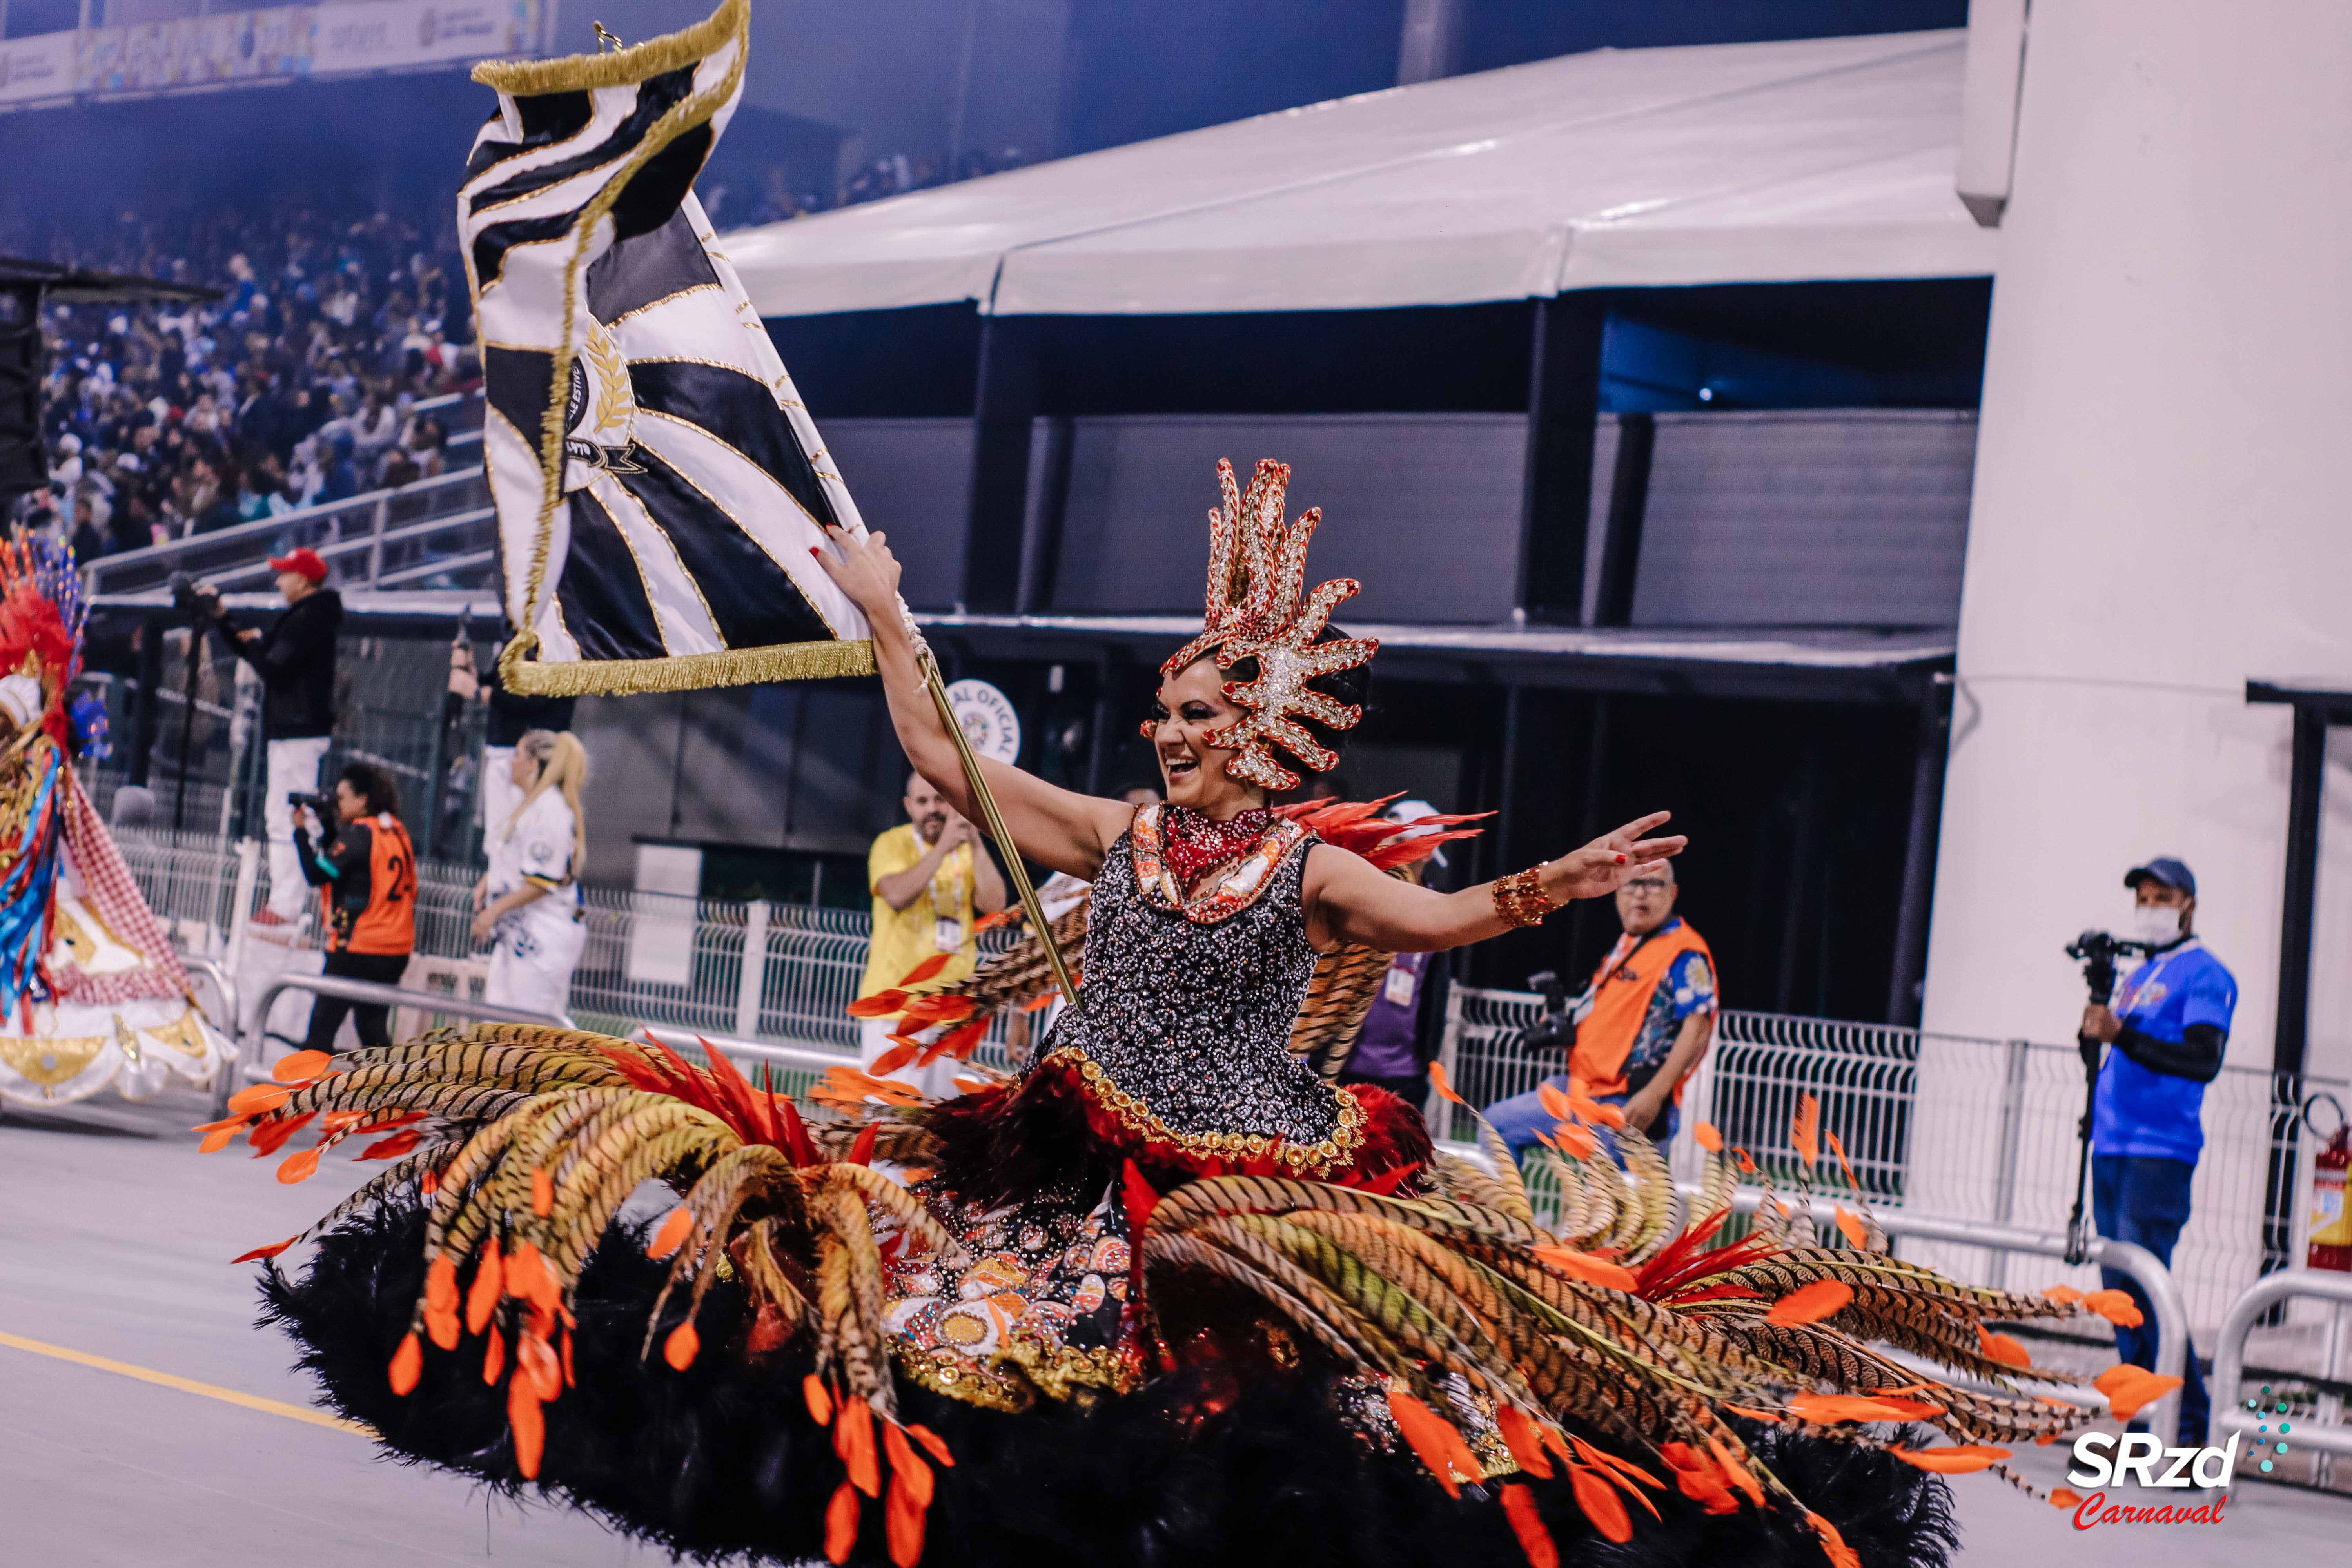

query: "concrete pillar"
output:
1912 5 2352 1253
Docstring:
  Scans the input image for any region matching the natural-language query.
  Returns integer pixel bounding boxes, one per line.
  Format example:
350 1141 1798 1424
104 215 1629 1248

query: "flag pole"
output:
915 644 1083 1013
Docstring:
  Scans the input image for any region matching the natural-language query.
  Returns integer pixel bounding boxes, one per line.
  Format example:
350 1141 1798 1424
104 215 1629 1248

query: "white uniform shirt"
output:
486 789 580 950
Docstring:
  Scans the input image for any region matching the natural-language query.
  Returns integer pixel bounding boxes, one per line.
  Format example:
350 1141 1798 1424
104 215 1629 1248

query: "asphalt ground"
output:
5 1085 2348 1566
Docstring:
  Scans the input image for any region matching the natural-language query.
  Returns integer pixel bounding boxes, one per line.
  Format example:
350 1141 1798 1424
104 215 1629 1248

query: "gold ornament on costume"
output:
1161 459 1378 791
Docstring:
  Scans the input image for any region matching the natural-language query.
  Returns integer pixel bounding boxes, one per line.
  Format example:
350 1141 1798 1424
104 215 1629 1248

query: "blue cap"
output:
2125 857 2196 898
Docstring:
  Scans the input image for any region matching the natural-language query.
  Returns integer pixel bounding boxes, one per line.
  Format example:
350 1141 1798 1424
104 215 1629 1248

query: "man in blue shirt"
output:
2080 856 2235 1444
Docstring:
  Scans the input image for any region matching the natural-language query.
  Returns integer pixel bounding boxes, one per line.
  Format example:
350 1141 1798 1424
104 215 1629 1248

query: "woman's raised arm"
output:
814 528 1134 879
1305 812 1685 953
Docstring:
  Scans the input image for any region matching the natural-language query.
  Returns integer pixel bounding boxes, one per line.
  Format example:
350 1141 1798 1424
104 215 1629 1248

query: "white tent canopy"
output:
727 29 1993 319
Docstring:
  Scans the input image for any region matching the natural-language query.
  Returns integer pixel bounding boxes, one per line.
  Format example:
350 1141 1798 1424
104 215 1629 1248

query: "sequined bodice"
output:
1038 827 1338 1146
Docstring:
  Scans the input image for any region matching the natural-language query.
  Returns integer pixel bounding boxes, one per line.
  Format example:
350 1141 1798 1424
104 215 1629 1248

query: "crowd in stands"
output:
7 196 480 561
11 142 1034 563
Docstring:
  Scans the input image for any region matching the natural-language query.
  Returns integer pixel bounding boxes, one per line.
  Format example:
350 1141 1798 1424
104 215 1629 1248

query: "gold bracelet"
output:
1492 865 1559 928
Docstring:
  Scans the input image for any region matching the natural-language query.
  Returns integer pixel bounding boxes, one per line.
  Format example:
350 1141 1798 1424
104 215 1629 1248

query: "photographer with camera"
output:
2073 856 2235 1443
289 761 416 1053
189 546 341 926
1483 860 1716 1161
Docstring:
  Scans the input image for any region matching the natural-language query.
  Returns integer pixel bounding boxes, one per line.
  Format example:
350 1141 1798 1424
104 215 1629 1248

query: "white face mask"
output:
2131 903 2185 946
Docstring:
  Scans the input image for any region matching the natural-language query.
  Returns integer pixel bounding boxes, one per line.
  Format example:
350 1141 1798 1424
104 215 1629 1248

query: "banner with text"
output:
5 1 539 106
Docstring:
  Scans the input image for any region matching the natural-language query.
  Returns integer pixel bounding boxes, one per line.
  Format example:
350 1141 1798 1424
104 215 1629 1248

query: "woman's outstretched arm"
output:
815 527 1134 879
1304 812 1686 953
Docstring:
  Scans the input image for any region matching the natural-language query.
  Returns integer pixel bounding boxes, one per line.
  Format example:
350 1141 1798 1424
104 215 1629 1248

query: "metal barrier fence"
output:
1438 982 2347 1345
102 826 2344 1365
2209 1270 2352 1488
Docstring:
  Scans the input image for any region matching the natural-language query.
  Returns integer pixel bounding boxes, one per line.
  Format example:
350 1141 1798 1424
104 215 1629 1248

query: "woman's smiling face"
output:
1146 659 1254 813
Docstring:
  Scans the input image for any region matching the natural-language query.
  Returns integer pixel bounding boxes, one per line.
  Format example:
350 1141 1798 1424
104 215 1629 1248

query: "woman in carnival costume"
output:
214 463 2160 1568
0 533 232 1107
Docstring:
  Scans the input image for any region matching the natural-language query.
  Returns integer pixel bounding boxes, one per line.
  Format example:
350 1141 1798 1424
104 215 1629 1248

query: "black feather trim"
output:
261 1200 1957 1568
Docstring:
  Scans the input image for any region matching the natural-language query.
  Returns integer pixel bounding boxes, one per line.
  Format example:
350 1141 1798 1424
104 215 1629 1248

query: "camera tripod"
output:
2061 929 2150 1265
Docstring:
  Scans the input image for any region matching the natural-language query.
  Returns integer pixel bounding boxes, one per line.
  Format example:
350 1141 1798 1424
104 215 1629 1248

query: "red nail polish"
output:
809 546 822 557
1616 853 1628 864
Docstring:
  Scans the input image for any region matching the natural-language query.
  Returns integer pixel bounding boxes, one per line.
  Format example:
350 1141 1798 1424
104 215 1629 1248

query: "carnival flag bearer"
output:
2080 855 2235 1444
205 546 340 925
858 773 1007 1096
290 760 415 1053
471 730 588 1018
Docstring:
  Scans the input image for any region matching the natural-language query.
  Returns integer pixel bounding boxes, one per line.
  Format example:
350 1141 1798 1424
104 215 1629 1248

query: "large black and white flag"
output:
462 0 874 696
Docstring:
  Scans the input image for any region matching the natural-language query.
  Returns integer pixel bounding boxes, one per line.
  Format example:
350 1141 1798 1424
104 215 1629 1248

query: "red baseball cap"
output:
267 547 329 582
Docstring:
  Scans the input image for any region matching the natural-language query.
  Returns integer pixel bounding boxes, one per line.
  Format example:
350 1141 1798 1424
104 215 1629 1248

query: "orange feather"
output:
885 1472 927 1568
388 1330 422 1395
507 1379 545 1478
1705 1434 1765 1507
846 990 908 1019
805 1374 835 1425
1807 1510 1861 1568
897 952 953 987
466 1240 505 1334
824 1481 861 1564
480 1323 505 1384
1764 1280 1853 1327
840 1396 882 1497
272 1049 334 1083
2082 1289 2145 1327
1977 1326 2032 1368
2093 1364 2182 1420
1569 1465 1633 1543
1692 1120 1723 1152
1888 1445 2011 1474
226 1082 292 1116
1494 1404 1554 1478
664 1321 700 1371
648 1206 694 1260
1833 1207 1869 1249
1498 1483 1559 1568
1386 1388 1479 1496
1425 1061 1466 1107
1534 1246 1638 1292
906 1424 955 1466
1657 1442 1739 1514
1789 1392 1942 1423
885 1422 935 1507
1790 1092 1820 1170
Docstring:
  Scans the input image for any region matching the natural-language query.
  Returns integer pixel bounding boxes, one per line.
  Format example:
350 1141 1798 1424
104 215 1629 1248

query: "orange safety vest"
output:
1566 918 1715 1101
322 814 417 956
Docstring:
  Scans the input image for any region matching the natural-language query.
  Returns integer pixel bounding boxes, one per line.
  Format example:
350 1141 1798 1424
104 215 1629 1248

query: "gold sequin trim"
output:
893 1334 1140 1414
1063 1049 1367 1177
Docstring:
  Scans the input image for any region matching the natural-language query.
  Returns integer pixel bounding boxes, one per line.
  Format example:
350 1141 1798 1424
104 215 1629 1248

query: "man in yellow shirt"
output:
859 772 1006 1094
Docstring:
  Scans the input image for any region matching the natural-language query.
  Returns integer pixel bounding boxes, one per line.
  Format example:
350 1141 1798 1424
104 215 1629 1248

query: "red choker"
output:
1158 806 1276 890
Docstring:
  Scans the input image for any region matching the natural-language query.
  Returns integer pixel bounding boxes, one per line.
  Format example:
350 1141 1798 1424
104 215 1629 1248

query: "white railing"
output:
84 391 487 598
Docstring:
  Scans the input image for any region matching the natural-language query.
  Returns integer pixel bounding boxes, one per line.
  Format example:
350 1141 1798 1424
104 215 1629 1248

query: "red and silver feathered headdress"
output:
1161 459 1378 791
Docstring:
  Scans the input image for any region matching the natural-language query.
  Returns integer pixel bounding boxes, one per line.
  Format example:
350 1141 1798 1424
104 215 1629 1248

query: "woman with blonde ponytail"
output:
469 729 588 1016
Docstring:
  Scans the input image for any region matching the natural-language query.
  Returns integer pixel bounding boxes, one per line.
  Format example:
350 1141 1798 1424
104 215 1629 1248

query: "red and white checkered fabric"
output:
53 769 193 1006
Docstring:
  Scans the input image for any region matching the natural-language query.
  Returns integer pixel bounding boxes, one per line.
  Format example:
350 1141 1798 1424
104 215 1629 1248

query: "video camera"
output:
2063 929 2153 1007
166 570 222 621
286 790 338 828
1518 969 1576 1054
